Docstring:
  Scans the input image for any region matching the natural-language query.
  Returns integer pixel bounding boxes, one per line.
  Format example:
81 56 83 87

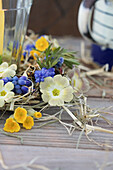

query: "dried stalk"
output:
62 105 113 135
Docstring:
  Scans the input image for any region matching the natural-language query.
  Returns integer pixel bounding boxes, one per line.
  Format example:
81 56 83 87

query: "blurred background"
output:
28 0 82 37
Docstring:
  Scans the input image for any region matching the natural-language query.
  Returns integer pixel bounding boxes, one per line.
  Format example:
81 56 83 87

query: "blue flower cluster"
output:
55 57 64 68
23 44 35 58
2 76 32 94
34 67 55 83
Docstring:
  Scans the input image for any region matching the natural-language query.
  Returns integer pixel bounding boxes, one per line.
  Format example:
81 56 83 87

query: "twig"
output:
76 126 85 149
36 120 58 128
62 105 113 135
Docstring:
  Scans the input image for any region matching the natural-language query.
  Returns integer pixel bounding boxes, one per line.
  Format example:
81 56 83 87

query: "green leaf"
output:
0 55 2 64
64 60 73 69
35 44 79 69
37 59 43 68
51 59 59 67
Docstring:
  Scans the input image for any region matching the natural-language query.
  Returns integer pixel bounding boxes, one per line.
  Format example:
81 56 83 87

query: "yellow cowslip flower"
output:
3 118 20 133
14 107 27 123
35 37 49 52
23 116 34 129
30 50 41 60
34 112 42 118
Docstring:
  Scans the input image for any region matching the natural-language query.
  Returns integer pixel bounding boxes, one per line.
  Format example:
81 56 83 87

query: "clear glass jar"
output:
0 0 33 67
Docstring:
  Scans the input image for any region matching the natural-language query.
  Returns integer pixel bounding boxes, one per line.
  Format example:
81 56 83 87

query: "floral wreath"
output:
0 33 113 148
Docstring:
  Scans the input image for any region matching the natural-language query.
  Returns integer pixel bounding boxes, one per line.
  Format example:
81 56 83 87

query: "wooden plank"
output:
0 145 113 170
0 98 113 150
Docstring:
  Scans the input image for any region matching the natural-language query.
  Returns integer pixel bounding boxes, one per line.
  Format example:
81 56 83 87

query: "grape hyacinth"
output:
55 57 64 68
34 67 55 83
23 44 36 59
2 76 32 94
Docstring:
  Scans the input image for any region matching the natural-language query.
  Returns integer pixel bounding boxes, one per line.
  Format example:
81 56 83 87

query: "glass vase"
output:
0 0 33 67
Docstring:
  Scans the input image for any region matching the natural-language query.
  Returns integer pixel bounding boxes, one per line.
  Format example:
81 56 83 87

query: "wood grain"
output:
0 98 113 151
0 145 113 170
1 38 113 169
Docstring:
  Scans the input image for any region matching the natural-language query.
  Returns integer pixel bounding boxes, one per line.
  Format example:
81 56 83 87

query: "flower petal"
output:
41 91 51 102
2 69 16 78
4 82 14 91
5 92 14 102
0 98 5 107
49 98 64 106
40 77 54 91
8 64 17 71
80 78 90 93
72 77 83 90
0 80 4 89
53 75 69 88
61 86 73 102
0 62 8 69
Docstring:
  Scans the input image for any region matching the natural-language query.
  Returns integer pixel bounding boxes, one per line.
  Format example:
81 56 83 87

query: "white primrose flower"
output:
67 67 90 93
40 75 73 106
0 62 17 78
0 80 14 107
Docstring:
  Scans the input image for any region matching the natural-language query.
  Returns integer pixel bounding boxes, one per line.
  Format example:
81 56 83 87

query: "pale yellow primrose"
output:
67 67 90 93
0 80 14 107
40 75 73 106
0 62 17 78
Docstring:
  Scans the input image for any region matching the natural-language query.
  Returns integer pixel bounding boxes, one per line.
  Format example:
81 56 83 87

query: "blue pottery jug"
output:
78 0 113 70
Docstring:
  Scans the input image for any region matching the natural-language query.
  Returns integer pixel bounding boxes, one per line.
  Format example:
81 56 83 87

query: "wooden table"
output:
0 38 113 170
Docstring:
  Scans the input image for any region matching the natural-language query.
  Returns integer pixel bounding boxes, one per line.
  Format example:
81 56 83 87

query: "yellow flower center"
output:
40 43 44 47
52 89 60 96
73 79 76 87
10 122 14 127
0 90 6 96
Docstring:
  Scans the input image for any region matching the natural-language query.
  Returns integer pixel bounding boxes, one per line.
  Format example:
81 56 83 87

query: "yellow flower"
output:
23 116 34 129
14 107 27 123
34 112 42 118
35 37 49 51
30 50 41 60
27 108 42 118
3 118 20 133
40 75 73 106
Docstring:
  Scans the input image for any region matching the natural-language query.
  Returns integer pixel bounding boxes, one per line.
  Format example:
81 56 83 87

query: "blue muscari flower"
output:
2 76 32 95
21 86 29 94
34 67 55 83
12 80 18 85
25 44 35 52
13 76 18 81
23 44 36 58
23 51 27 58
55 57 64 68
19 76 28 80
